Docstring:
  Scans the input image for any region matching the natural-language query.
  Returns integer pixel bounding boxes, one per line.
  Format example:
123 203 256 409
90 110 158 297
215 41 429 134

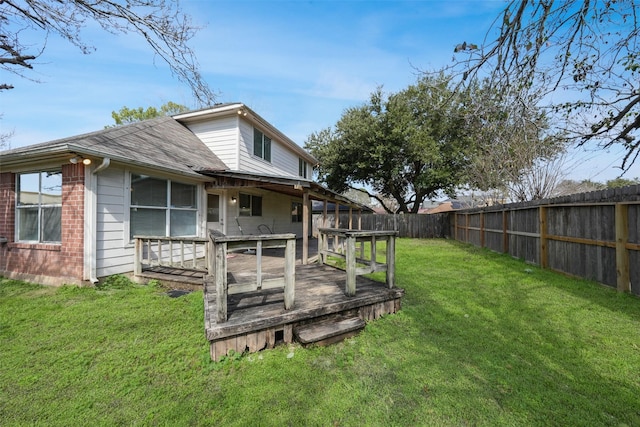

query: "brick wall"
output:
0 163 86 285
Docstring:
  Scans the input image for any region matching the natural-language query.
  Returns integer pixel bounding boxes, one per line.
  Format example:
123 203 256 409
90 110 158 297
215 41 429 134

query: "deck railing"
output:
317 228 398 296
206 232 296 323
134 235 208 275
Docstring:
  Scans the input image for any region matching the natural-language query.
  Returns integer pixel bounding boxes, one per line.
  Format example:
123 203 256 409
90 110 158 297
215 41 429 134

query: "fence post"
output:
615 203 630 292
539 206 548 269
480 212 485 248
502 211 508 254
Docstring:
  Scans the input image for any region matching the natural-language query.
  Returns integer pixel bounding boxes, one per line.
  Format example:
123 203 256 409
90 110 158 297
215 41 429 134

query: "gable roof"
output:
0 117 228 177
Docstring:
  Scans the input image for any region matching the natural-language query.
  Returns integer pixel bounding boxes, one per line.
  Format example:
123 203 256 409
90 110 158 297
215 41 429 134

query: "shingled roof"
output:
0 117 228 177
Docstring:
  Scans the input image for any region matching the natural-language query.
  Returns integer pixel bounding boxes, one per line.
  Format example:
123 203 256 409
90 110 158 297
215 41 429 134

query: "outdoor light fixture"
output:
70 156 92 165
237 108 248 117
231 196 237 203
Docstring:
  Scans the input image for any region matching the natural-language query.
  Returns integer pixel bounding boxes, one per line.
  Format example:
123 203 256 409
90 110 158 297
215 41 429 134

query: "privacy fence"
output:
316 185 640 296
452 186 640 296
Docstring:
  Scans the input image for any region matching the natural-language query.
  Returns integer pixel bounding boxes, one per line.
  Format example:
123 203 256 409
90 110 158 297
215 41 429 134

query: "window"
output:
298 158 308 178
129 174 197 238
253 128 271 162
207 194 220 222
239 193 262 217
291 202 303 223
16 170 62 242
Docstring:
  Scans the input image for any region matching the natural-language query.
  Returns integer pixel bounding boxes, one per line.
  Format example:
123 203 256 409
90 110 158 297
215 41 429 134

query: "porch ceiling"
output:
201 171 372 211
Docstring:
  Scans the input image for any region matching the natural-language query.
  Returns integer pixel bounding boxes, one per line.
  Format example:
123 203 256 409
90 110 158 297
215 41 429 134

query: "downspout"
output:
87 158 111 283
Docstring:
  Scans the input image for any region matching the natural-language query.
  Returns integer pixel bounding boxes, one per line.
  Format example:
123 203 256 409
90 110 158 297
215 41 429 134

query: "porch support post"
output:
323 199 328 228
302 190 309 265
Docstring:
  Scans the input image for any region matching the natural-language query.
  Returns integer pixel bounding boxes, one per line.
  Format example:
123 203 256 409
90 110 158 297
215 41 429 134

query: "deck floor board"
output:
205 263 403 340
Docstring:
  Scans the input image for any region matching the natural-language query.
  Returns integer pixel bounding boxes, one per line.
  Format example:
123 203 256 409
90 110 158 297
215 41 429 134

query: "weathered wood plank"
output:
284 324 293 343
284 238 295 310
294 317 365 346
616 203 630 292
205 264 404 341
215 241 228 322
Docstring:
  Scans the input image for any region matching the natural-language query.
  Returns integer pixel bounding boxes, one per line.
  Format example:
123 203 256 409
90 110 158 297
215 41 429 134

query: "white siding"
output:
237 121 302 177
224 188 304 237
95 167 133 277
184 117 238 169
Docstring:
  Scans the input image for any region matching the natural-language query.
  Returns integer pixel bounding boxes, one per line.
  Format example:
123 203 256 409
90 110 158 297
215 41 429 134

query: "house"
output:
0 103 366 286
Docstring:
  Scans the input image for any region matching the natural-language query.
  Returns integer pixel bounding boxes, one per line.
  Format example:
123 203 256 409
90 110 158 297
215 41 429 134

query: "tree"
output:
1 0 215 105
606 177 640 188
452 1 640 172
463 80 567 203
108 101 188 127
305 74 473 214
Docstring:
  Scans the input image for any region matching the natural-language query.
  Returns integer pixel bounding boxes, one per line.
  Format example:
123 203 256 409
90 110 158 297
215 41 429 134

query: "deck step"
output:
294 316 366 346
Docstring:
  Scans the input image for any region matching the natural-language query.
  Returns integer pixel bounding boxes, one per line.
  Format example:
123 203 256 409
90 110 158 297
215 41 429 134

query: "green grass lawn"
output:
1 239 639 426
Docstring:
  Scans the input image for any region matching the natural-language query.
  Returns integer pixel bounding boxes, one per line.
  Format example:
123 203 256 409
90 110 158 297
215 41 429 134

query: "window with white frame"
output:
239 193 262 217
291 201 303 223
129 174 197 239
16 170 62 243
298 158 308 178
253 128 271 162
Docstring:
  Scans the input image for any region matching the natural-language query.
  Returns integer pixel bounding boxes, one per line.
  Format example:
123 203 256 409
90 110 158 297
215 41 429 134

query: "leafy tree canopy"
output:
305 74 473 213
108 101 188 127
1 0 215 106
451 0 640 172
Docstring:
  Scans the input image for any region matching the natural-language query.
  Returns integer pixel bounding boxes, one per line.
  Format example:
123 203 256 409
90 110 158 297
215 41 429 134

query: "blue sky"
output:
2 0 638 182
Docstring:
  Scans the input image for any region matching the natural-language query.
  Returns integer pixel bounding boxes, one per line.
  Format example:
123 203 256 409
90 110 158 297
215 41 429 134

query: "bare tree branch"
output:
0 0 216 105
447 0 640 172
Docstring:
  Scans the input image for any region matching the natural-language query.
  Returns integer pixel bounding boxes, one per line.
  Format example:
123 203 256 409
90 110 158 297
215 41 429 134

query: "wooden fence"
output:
313 212 449 238
452 186 640 296
314 185 640 296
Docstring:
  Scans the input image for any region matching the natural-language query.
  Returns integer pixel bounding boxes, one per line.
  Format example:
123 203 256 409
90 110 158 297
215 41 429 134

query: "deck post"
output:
370 235 377 271
284 238 296 309
207 235 215 274
345 234 356 296
134 237 142 276
256 240 263 289
215 241 228 322
386 234 396 288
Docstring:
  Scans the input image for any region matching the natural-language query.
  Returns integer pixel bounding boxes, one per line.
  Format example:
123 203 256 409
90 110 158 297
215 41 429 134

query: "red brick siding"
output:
0 172 16 244
0 164 86 285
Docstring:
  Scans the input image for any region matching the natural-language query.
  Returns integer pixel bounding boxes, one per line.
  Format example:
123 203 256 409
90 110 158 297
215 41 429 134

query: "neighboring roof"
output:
0 117 228 177
174 103 318 165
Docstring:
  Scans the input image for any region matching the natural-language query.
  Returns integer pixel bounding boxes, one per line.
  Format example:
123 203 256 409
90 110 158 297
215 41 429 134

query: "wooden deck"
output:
136 237 404 361
204 263 404 360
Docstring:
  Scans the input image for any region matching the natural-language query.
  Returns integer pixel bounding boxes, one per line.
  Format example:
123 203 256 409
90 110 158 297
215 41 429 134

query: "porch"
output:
134 230 404 361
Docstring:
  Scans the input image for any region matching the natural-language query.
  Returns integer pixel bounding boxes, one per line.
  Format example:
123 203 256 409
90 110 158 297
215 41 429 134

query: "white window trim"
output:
15 170 63 244
126 172 200 240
